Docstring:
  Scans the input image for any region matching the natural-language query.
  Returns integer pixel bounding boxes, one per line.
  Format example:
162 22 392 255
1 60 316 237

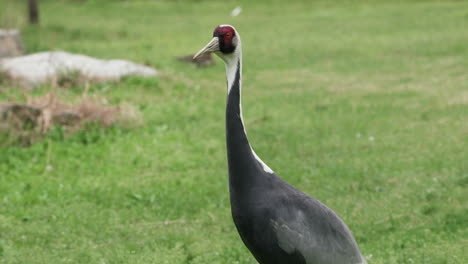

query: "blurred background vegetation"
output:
0 0 467 263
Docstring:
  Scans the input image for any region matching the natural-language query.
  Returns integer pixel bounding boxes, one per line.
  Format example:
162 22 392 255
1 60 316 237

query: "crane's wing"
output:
270 196 366 264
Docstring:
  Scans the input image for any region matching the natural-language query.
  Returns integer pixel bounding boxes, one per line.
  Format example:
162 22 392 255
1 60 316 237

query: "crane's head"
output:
193 25 239 61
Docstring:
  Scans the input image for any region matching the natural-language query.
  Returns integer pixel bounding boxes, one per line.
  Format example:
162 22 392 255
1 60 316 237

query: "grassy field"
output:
0 0 467 263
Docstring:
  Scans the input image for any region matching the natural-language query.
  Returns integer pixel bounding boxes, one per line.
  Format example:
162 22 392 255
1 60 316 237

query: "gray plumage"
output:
268 180 367 264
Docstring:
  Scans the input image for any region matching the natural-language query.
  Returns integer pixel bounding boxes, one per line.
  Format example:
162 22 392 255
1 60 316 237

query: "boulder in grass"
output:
0 29 25 58
0 51 158 88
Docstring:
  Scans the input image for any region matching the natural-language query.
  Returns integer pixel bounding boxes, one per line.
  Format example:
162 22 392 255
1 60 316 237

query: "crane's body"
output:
194 25 367 264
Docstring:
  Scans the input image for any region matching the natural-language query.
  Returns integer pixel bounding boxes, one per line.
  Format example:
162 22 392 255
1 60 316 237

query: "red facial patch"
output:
213 25 236 53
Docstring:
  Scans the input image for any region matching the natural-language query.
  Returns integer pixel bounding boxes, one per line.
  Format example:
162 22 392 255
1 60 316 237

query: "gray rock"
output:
0 51 158 87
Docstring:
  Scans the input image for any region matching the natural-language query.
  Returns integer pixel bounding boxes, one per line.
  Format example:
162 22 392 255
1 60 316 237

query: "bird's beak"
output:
193 37 219 60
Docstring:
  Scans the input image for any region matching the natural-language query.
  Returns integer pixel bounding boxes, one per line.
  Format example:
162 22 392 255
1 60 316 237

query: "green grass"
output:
1 0 467 263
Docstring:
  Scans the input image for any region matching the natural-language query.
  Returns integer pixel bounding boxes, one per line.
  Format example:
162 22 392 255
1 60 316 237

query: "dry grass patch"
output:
0 92 142 146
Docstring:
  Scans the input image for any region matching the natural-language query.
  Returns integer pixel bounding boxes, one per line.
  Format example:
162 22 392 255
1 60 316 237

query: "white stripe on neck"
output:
251 147 274 174
224 40 274 174
223 40 242 95
225 58 239 94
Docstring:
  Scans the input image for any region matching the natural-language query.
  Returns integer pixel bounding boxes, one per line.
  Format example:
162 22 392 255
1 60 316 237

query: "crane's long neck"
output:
224 47 274 193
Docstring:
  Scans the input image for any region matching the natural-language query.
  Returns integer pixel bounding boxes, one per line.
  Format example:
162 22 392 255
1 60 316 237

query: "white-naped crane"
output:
193 25 367 264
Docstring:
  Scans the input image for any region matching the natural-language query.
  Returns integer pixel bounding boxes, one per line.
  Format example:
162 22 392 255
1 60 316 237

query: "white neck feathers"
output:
224 41 242 94
223 36 274 174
